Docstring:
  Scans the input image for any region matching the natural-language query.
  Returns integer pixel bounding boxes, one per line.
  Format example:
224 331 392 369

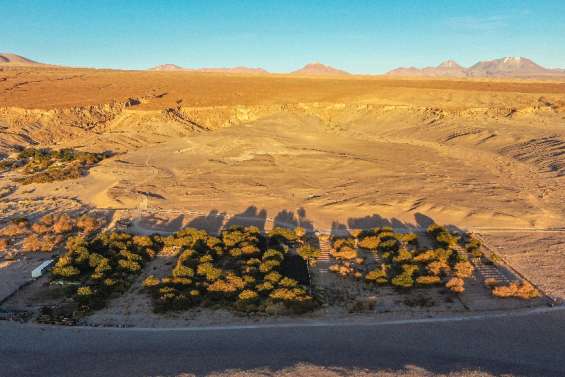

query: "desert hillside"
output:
0 53 45 66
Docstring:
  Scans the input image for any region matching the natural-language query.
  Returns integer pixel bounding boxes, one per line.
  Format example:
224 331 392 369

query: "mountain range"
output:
1 53 564 77
149 61 349 75
149 64 268 74
386 57 565 77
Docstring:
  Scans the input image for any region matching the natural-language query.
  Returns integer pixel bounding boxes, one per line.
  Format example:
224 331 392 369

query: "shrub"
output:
294 226 306 239
242 275 256 286
466 237 481 252
262 249 284 261
53 215 74 234
399 233 418 244
269 287 311 303
32 222 51 234
296 245 321 261
259 259 280 273
207 280 238 295
264 271 282 283
118 259 141 272
256 281 274 293
436 232 458 248
416 275 441 286
241 244 260 256
492 282 539 299
328 264 340 273
358 236 380 250
0 238 8 252
454 261 474 278
199 255 213 263
333 238 354 250
392 248 412 263
238 289 259 302
246 258 261 266
484 278 498 287
52 266 80 278
331 246 357 260
0 221 29 237
133 235 153 248
226 275 245 290
173 264 195 278
445 277 465 293
22 234 57 253
427 260 450 276
378 239 399 252
229 248 242 257
77 215 99 233
401 264 419 276
391 273 414 288
268 227 297 244
88 253 107 268
77 286 93 297
365 268 387 283
414 250 436 263
427 223 447 237
196 262 221 281
278 277 298 288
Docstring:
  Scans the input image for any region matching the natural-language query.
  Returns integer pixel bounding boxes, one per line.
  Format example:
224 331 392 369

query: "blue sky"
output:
2 0 564 73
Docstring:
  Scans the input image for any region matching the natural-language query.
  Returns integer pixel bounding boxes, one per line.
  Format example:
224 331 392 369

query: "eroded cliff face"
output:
1 95 562 156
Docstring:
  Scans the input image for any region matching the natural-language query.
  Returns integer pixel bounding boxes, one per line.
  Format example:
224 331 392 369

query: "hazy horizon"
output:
2 0 565 73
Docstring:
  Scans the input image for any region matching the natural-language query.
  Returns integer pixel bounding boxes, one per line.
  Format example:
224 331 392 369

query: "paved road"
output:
1 308 564 377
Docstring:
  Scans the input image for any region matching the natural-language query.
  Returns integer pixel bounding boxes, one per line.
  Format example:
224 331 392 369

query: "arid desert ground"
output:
1 66 564 320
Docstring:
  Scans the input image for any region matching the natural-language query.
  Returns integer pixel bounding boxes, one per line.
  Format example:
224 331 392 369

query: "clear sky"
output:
2 0 564 73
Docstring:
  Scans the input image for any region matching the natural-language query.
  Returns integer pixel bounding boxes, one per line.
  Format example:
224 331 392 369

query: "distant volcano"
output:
467 57 550 77
291 62 350 76
387 57 564 77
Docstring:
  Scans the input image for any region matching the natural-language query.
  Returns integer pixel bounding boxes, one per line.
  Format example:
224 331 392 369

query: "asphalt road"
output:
1 308 564 377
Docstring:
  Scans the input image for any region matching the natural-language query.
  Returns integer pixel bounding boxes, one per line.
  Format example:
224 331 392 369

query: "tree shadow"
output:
273 209 298 229
330 221 350 238
414 212 435 229
225 206 267 232
134 213 185 234
186 210 226 235
347 214 392 230
296 207 314 232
